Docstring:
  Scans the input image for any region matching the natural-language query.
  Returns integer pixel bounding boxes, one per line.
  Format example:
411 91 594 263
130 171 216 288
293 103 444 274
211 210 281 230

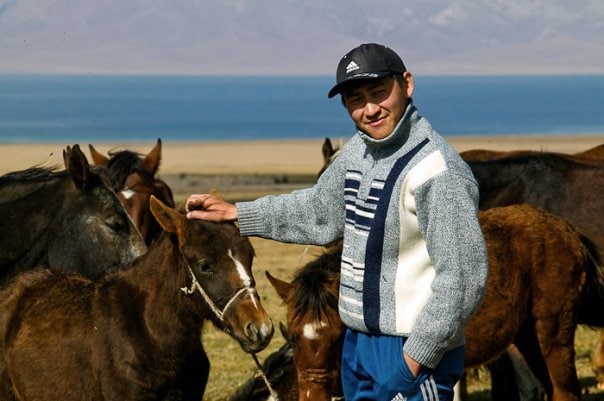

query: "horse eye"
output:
197 261 212 273
105 218 125 232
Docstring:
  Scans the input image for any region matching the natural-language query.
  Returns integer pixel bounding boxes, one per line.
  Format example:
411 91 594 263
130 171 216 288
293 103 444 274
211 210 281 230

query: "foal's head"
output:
89 139 175 245
150 196 274 354
267 246 344 401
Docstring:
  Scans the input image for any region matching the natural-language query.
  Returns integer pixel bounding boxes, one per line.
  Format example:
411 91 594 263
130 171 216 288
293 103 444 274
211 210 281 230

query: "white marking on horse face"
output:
228 249 251 287
121 189 136 199
229 249 260 309
303 321 327 340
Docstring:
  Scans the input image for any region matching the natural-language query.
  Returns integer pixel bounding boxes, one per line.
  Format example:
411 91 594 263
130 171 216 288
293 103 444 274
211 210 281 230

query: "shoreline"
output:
1 134 603 176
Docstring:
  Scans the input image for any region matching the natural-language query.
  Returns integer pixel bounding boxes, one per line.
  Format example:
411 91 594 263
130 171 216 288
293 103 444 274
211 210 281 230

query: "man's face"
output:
341 73 414 140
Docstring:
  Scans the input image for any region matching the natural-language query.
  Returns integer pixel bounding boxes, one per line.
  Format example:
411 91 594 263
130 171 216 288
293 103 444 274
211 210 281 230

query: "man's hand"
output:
403 353 422 378
185 194 238 222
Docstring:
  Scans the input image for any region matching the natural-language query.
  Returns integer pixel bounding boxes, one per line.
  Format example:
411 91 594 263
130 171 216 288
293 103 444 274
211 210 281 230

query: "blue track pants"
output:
341 329 464 401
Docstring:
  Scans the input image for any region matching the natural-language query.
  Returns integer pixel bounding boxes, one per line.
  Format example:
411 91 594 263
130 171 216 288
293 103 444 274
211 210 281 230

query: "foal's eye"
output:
197 261 212 273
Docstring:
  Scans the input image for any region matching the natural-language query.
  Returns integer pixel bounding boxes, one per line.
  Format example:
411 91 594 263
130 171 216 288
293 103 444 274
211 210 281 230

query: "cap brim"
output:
327 71 393 98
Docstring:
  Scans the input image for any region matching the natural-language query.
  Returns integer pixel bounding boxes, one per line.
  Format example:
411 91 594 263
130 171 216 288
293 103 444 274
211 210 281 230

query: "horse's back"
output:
480 204 589 279
0 268 93 342
470 154 604 254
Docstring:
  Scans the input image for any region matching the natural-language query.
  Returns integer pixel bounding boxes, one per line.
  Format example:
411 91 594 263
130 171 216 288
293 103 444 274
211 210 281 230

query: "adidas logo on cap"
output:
345 61 360 74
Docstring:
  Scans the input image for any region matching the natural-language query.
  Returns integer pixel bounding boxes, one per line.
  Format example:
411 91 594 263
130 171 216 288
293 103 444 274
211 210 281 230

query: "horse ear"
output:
63 144 91 188
143 138 162 176
209 187 225 201
149 195 184 234
279 321 292 341
266 271 293 302
322 137 334 161
88 144 109 166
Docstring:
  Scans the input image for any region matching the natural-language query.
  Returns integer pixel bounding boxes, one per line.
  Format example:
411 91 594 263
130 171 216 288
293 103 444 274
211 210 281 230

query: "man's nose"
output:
364 101 381 116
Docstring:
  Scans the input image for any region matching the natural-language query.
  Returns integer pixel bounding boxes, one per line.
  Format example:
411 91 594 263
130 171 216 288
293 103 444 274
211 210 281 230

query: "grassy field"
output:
193 237 604 400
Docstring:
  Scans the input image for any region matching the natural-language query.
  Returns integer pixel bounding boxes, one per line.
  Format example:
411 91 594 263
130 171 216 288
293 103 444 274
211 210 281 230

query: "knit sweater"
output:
236 103 488 368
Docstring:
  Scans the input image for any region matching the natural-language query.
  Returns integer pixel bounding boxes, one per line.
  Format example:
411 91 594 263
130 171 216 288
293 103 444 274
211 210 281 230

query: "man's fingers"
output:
185 194 210 212
186 210 216 221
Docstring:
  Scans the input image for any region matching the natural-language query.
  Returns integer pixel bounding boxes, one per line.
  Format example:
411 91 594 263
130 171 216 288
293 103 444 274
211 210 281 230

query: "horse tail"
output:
577 233 604 327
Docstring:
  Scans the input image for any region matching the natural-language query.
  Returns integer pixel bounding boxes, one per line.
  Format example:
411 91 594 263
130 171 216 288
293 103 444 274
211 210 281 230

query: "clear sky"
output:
1 0 603 76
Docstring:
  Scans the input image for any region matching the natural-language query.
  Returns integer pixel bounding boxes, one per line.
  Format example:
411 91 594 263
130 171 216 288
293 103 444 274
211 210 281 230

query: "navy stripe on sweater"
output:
362 138 430 332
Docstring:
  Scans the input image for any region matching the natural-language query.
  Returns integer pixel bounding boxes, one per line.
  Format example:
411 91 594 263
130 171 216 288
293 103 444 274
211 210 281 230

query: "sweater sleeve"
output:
235 151 347 246
402 170 488 368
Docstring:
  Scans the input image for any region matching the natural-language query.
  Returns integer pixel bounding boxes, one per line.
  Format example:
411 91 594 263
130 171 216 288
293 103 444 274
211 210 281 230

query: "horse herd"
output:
0 138 602 401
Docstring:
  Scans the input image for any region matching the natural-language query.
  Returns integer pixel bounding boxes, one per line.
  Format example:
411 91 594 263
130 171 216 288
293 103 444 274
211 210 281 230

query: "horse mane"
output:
577 233 604 326
0 166 66 187
106 150 153 191
290 245 341 325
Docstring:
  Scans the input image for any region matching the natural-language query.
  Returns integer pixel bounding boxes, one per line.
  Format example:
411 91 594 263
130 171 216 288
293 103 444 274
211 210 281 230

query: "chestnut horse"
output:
0 144 146 284
266 204 601 401
89 138 175 245
266 243 344 401
0 196 274 401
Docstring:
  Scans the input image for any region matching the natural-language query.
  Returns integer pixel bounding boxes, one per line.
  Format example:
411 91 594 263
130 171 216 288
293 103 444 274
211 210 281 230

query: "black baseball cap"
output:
327 43 406 98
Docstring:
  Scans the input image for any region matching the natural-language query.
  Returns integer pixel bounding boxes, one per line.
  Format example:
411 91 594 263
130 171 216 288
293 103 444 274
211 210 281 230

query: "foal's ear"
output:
266 271 293 301
143 138 162 176
209 187 225 201
88 144 109 166
150 195 184 234
63 144 91 189
279 321 292 342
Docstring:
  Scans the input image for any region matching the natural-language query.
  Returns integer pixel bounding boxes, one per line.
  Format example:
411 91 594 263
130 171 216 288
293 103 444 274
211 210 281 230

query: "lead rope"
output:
180 263 279 400
252 352 280 401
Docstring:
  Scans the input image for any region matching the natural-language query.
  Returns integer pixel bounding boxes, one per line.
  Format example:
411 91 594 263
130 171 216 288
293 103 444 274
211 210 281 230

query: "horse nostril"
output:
245 320 274 344
245 322 259 341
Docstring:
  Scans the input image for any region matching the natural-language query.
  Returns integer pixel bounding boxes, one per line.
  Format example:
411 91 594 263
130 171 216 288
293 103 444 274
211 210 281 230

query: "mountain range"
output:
1 0 603 75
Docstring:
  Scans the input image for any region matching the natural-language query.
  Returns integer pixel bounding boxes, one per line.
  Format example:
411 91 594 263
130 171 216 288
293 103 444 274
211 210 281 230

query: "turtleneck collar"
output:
357 102 418 151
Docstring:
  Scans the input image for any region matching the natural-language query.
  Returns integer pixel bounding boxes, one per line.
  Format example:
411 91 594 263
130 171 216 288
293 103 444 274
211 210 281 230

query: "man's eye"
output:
345 95 363 107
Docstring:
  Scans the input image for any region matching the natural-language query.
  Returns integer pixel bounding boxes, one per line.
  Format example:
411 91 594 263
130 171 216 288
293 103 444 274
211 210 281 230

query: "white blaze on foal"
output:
228 249 259 309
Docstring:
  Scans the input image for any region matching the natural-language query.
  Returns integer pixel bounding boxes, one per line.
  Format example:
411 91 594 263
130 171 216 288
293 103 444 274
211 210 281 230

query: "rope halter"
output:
180 262 255 323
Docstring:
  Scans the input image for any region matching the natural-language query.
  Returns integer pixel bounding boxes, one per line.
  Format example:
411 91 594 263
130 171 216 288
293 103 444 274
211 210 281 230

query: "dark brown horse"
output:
0 196 274 401
89 138 175 245
266 204 600 401
459 142 604 162
89 140 216 399
0 144 146 284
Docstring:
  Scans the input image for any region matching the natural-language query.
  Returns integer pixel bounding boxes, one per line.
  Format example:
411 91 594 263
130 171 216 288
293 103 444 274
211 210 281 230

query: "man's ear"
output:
402 71 414 98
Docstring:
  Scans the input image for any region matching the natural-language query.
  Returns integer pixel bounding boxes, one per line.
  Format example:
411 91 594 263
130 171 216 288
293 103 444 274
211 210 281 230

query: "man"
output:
186 43 488 401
